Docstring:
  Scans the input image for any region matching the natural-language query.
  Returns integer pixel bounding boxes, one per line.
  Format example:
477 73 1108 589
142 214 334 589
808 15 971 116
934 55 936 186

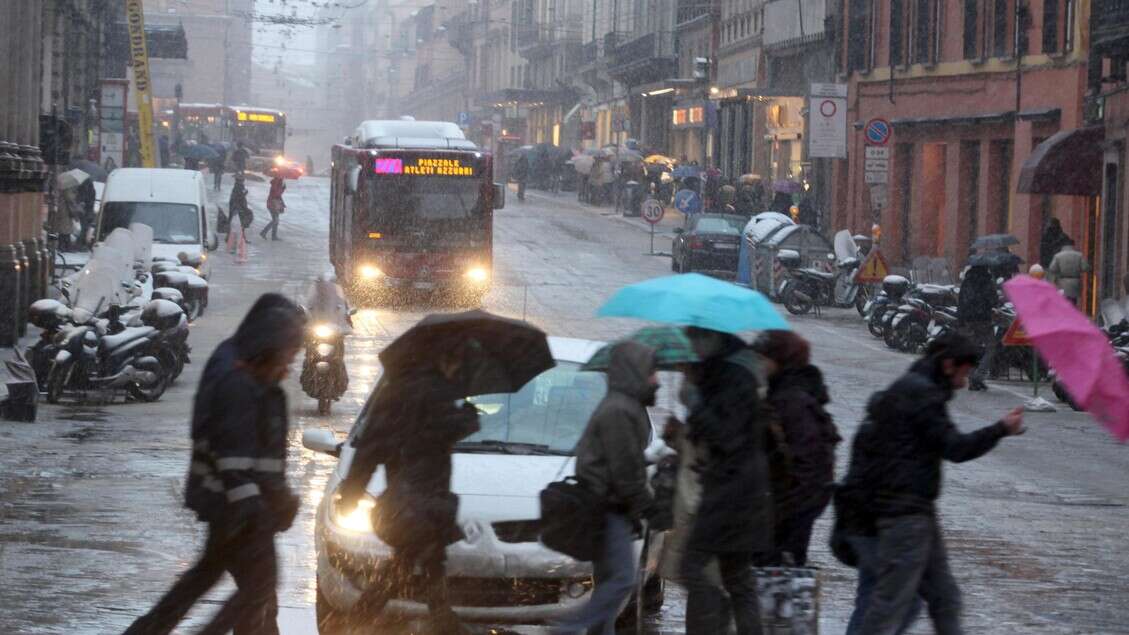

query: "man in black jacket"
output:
552 341 657 635
124 295 305 635
956 264 999 391
856 333 1024 635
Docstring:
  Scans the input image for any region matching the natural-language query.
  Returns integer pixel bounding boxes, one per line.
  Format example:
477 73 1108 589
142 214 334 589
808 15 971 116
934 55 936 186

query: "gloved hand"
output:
226 496 268 540
276 492 301 532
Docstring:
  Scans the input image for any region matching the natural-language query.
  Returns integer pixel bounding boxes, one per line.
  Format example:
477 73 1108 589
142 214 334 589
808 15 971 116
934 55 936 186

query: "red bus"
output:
329 119 505 301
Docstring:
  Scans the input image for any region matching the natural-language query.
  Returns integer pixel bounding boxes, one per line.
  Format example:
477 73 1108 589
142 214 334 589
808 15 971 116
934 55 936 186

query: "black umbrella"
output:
971 233 1020 250
69 159 108 182
968 251 1024 268
379 310 554 396
182 144 219 161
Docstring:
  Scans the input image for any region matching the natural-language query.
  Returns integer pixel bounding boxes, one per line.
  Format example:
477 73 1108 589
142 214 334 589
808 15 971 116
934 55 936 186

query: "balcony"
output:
762 0 825 50
1093 0 1129 53
607 31 678 85
515 18 583 59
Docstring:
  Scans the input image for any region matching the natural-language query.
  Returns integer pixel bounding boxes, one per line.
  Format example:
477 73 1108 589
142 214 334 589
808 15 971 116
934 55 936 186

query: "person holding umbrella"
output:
210 144 228 191
335 310 553 635
956 263 1000 391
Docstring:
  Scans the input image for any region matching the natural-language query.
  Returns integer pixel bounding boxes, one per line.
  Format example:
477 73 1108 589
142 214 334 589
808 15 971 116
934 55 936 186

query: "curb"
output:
522 188 684 237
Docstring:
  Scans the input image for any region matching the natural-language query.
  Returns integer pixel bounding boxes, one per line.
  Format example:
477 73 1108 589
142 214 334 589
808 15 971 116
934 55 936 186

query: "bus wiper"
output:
455 441 568 455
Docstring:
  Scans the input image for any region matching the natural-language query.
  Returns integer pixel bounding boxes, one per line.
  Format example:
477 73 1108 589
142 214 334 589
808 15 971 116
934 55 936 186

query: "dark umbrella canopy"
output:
971 233 1020 250
182 144 219 161
968 251 1024 268
69 159 108 182
379 310 554 396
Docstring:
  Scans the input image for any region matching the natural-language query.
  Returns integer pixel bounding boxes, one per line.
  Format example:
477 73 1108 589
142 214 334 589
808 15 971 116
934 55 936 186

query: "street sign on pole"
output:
864 118 892 146
865 146 890 160
641 199 665 224
864 171 889 184
809 83 848 159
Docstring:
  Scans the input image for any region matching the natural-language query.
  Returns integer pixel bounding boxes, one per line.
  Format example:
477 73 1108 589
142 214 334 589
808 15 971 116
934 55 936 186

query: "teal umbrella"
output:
597 273 790 334
582 326 699 372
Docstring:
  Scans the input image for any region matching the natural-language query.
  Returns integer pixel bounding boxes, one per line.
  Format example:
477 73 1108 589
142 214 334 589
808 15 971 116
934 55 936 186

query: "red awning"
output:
1017 126 1104 196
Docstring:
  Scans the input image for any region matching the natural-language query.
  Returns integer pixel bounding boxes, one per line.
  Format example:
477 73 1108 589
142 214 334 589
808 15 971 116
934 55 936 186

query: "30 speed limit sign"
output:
641 199 665 224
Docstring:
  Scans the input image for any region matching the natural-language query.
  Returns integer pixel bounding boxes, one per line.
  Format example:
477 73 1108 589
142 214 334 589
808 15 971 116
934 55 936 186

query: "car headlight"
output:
312 323 337 339
465 266 489 283
358 264 383 280
273 155 286 167
331 494 375 533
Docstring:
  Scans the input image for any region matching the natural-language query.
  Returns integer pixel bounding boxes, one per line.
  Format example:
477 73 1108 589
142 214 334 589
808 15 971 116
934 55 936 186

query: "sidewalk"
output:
521 187 686 236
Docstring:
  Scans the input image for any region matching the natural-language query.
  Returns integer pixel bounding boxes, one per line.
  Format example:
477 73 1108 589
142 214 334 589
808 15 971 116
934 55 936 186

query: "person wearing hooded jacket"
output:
124 295 305 635
680 326 770 635
956 264 999 391
854 333 1025 635
551 340 658 635
335 349 481 634
754 330 840 566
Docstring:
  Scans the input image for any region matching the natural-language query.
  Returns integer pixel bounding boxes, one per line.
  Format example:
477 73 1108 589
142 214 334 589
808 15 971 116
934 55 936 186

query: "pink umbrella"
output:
1003 275 1129 441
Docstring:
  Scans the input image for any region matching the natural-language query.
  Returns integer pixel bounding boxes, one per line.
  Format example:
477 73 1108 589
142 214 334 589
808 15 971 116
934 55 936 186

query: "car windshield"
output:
460 362 606 455
100 202 199 244
694 215 745 234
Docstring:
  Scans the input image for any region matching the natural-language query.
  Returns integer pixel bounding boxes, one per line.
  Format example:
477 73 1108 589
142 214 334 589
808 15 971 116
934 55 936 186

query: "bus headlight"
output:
273 155 286 167
358 264 383 281
465 266 489 284
312 323 337 339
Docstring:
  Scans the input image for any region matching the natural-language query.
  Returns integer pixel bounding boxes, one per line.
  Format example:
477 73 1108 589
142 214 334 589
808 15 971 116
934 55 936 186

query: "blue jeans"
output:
845 533 922 635
551 512 637 635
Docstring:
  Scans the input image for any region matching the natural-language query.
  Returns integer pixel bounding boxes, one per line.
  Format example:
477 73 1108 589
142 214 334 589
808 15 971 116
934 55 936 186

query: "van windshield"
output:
100 202 200 245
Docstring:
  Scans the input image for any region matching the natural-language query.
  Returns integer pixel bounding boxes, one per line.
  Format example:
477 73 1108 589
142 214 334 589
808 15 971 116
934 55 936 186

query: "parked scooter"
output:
781 231 868 316
883 284 960 353
864 275 911 338
44 260 169 404
300 278 353 415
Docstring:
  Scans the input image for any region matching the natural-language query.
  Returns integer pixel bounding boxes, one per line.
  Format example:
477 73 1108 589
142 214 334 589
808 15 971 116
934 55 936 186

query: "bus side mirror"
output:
493 183 505 209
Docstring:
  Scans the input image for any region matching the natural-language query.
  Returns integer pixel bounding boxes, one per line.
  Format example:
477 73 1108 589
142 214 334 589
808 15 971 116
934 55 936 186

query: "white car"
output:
303 336 667 632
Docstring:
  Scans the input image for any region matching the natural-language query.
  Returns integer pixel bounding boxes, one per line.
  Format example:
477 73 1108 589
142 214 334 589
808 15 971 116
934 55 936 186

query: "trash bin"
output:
2 380 38 422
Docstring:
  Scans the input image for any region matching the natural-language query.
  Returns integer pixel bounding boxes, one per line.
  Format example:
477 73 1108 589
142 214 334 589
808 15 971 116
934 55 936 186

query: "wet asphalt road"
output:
1 175 1128 634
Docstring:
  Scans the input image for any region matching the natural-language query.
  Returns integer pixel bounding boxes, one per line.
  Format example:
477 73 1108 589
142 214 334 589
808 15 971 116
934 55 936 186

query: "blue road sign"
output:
456 111 470 127
674 189 702 215
865 118 892 146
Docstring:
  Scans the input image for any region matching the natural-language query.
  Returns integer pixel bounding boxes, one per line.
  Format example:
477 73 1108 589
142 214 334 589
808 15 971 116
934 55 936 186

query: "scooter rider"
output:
300 276 353 413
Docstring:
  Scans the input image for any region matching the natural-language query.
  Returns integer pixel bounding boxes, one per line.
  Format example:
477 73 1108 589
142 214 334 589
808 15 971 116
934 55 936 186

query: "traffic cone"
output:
236 228 248 264
226 226 237 253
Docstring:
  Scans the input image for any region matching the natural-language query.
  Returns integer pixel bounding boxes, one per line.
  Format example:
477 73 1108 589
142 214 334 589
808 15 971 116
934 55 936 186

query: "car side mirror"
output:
208 231 219 251
493 183 506 209
302 429 342 458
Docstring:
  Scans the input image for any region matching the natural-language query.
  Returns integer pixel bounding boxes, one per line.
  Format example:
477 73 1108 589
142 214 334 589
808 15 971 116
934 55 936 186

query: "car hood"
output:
152 243 202 261
346 451 576 523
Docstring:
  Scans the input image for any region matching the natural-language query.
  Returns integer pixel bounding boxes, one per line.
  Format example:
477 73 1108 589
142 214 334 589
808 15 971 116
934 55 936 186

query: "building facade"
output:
837 0 1091 286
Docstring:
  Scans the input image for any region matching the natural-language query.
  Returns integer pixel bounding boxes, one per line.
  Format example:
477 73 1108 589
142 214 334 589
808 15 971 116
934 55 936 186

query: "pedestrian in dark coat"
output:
512 153 529 201
956 264 999 391
336 352 482 634
855 333 1025 635
552 340 657 635
1040 217 1072 268
754 330 840 566
261 175 285 241
210 145 228 191
124 295 305 635
75 178 96 249
232 143 250 174
680 327 770 635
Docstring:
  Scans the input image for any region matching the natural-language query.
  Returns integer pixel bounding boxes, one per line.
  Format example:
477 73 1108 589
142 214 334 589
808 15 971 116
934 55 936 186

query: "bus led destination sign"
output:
373 157 477 176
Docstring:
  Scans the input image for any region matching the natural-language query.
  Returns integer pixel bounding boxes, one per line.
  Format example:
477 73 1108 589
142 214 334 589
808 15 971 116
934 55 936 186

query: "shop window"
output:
673 108 688 125
689 106 704 123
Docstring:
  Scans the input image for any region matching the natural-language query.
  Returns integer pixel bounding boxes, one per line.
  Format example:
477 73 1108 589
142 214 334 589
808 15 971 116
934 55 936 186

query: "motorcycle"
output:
884 284 959 353
864 275 911 338
300 279 354 415
44 260 170 404
781 231 868 316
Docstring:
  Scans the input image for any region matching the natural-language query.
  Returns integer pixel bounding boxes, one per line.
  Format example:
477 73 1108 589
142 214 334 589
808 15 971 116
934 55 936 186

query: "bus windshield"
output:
100 202 200 245
235 122 285 153
362 176 485 225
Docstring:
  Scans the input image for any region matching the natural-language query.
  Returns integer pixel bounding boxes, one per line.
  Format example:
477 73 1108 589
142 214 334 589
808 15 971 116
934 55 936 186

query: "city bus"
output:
329 119 505 301
174 103 287 170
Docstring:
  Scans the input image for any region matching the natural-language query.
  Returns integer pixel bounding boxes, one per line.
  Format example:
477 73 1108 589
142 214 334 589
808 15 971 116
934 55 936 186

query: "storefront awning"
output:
1017 125 1104 197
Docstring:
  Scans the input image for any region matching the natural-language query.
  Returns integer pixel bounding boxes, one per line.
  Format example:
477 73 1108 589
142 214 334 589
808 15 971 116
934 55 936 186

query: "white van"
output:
97 168 217 278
